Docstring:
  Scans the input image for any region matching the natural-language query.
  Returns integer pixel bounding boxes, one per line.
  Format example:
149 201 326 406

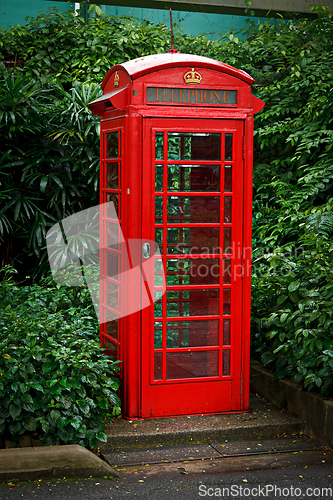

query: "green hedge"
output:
0 267 120 448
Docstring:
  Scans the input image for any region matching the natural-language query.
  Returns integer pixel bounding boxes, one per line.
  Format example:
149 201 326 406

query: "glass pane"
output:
106 132 119 159
223 227 232 254
154 292 163 318
154 353 162 380
167 320 218 347
166 258 219 285
168 164 220 192
167 289 219 317
104 338 117 359
223 319 230 345
106 280 119 310
167 196 220 223
168 133 221 161
191 134 221 161
224 197 232 223
105 222 119 250
104 308 118 323
155 132 164 160
223 288 231 315
167 227 219 255
223 258 232 284
106 320 118 341
154 321 163 348
155 164 163 191
155 196 163 223
166 351 218 379
106 163 118 189
225 134 232 161
223 350 230 375
224 165 232 192
106 193 119 219
168 133 191 160
106 251 118 279
154 258 164 287
155 228 163 253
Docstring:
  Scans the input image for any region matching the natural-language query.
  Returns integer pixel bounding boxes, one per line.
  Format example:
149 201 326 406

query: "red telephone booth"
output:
88 53 264 419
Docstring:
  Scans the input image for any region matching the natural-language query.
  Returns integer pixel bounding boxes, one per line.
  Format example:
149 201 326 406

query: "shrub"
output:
0 267 121 448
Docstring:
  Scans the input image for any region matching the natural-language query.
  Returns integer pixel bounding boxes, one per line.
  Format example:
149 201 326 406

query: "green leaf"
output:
280 312 289 324
23 416 38 431
9 403 21 420
9 421 22 435
42 360 56 374
40 175 49 192
22 393 34 411
277 295 287 306
57 416 69 429
96 431 107 443
288 281 300 292
31 382 44 393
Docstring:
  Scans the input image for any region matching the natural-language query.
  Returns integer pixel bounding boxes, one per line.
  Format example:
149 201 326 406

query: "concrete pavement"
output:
0 395 305 483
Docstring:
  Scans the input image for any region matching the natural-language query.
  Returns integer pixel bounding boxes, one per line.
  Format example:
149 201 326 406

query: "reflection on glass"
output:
224 165 232 192
225 134 232 161
167 289 219 317
155 132 164 160
154 292 163 318
166 259 219 285
154 353 163 380
104 307 118 323
223 227 232 254
224 197 232 223
106 222 119 250
154 258 164 287
155 164 163 191
167 227 219 255
106 280 118 310
223 319 230 345
223 258 232 284
223 288 231 315
106 251 118 279
106 320 118 341
167 196 220 223
166 351 218 379
106 193 119 218
154 321 163 348
106 321 118 340
167 321 189 348
106 163 118 189
106 132 119 159
167 320 219 347
223 350 230 375
168 133 221 161
155 196 163 223
168 164 220 192
155 228 163 252
168 133 191 160
104 338 117 359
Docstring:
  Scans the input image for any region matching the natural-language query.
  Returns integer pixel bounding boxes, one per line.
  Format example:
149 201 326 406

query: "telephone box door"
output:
141 118 245 417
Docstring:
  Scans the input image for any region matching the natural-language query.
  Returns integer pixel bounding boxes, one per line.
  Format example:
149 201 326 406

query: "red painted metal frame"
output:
88 53 264 419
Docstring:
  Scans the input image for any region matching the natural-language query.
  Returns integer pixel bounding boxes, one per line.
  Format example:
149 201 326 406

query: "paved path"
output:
1 460 332 499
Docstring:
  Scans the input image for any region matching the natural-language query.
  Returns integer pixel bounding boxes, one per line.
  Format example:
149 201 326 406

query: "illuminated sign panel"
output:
147 87 237 105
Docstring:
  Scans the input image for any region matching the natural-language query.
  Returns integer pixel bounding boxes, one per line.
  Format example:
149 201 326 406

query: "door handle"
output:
142 242 151 259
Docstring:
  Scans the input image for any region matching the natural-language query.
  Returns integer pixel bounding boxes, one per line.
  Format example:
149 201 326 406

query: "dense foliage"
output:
0 267 120 447
1 4 333 401
246 7 333 396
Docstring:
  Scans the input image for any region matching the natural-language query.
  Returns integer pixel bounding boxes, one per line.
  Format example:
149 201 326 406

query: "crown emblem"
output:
114 71 119 88
184 68 202 85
